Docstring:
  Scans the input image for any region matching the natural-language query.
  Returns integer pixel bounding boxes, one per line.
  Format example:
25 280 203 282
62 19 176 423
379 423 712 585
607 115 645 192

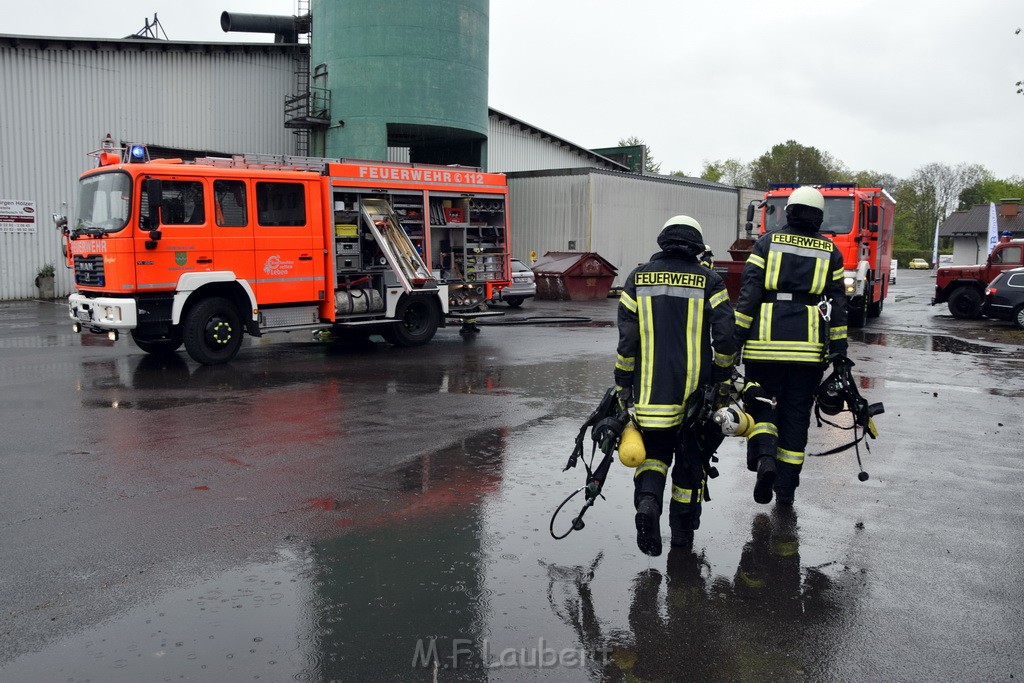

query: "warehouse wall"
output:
0 37 296 300
508 169 740 287
488 115 608 173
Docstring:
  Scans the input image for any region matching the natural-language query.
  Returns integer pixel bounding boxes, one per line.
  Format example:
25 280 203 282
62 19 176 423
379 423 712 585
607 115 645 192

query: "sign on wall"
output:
0 199 37 233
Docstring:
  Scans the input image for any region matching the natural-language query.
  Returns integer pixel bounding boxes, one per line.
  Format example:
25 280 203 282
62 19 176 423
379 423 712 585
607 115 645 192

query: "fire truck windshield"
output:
75 171 131 235
764 196 855 235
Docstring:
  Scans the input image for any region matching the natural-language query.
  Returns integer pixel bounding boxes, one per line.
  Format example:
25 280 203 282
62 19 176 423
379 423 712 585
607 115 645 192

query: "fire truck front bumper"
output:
68 293 138 332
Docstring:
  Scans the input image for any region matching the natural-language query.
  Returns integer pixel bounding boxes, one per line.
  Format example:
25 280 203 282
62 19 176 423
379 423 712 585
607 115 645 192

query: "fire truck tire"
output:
848 295 868 328
868 296 883 318
183 297 244 365
131 329 182 356
383 295 439 347
947 287 982 319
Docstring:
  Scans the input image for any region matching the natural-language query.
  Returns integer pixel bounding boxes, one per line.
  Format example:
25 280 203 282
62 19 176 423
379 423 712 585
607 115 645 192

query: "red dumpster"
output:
532 252 618 301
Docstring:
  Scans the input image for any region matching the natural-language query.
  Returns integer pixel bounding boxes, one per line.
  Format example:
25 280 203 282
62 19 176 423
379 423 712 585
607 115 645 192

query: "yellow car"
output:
908 258 931 270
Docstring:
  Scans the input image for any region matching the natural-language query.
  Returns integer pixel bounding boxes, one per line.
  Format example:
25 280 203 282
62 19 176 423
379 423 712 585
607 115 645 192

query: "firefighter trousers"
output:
633 427 706 532
743 361 825 495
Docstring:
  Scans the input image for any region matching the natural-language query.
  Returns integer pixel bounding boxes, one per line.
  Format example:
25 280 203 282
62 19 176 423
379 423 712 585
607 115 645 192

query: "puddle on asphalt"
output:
852 330 1012 355
4 422 870 681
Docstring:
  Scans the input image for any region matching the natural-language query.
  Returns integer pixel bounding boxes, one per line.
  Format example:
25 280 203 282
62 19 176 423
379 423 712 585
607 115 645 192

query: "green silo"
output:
312 0 489 167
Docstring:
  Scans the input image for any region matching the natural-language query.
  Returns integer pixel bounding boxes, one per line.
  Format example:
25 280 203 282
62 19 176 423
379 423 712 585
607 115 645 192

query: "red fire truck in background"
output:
58 141 512 364
715 183 895 327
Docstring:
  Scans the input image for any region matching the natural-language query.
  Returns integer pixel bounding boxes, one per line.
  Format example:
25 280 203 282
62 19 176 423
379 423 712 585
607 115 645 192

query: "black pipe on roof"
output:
220 11 308 43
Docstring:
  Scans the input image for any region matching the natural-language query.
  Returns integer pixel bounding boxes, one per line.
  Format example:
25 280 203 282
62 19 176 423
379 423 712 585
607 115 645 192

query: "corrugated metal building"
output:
506 168 742 286
0 34 297 300
0 33 758 300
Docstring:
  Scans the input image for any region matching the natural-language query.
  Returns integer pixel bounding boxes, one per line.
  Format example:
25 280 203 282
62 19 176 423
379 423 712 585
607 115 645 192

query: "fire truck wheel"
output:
848 295 868 328
130 330 182 356
183 297 243 365
947 287 982 319
383 295 439 347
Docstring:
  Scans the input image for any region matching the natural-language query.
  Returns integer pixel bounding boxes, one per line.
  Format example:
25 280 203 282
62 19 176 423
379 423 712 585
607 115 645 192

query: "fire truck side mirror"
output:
52 213 68 233
745 203 756 223
867 205 879 231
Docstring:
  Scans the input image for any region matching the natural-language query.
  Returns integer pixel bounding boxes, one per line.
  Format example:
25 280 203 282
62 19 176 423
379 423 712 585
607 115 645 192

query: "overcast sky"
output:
4 0 1021 180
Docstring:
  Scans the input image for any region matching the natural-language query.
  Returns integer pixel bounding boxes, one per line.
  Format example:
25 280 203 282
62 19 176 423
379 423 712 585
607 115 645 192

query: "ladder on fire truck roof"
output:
191 154 486 175
192 154 338 173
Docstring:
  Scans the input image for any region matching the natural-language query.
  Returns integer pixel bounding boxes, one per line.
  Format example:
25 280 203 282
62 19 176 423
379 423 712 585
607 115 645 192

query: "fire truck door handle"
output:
299 255 313 261
196 258 213 264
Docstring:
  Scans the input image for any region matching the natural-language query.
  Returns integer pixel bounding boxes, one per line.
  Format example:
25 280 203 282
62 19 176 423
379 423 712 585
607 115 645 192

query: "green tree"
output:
894 162 986 250
747 140 851 188
957 173 1024 209
618 136 661 174
700 158 752 186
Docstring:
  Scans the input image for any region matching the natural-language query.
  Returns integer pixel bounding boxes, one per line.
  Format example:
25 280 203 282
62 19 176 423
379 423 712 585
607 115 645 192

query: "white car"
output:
890 259 898 284
497 258 536 307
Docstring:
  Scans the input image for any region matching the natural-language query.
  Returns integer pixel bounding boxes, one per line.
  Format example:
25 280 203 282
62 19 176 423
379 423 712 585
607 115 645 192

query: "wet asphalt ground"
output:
1 269 1022 682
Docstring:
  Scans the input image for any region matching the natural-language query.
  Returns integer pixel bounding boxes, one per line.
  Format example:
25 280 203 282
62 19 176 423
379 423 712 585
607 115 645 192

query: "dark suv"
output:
982 267 1024 329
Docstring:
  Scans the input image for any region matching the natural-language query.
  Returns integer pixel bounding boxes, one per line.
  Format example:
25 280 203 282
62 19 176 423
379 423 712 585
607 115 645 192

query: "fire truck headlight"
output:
843 276 855 293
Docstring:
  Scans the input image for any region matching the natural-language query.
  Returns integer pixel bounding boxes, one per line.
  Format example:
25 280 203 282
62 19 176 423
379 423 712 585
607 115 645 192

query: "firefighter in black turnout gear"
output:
734 186 849 505
615 216 737 556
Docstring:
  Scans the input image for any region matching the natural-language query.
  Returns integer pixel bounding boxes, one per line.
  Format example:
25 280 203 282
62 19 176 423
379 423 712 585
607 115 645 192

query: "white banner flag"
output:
987 202 999 256
932 218 940 267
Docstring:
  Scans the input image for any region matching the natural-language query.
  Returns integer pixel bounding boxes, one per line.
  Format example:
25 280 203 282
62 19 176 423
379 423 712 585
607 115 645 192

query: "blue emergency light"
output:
128 145 147 162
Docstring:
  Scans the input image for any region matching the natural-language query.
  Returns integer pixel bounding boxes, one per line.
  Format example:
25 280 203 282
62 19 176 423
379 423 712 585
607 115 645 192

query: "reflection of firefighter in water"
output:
545 508 860 681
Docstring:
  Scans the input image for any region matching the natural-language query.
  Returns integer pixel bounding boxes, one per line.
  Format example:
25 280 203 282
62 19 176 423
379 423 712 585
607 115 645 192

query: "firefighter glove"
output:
742 381 775 410
615 385 634 411
712 363 734 384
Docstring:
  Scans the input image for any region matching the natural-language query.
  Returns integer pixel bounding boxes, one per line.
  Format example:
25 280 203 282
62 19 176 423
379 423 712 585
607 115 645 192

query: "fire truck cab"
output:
61 144 512 364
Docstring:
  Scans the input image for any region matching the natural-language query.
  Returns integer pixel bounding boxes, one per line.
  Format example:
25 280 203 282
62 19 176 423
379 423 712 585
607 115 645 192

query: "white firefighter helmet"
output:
785 186 825 211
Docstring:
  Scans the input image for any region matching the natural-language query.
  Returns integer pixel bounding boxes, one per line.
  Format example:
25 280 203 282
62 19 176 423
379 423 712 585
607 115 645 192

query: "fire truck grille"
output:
74 255 105 287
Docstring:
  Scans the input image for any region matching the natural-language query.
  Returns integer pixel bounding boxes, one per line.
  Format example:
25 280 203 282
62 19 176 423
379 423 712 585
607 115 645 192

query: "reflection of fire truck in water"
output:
60 139 512 364
716 184 895 328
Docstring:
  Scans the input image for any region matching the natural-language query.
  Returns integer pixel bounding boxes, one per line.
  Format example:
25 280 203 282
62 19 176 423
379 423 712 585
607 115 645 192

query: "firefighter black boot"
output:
753 456 776 505
671 528 694 548
635 495 662 557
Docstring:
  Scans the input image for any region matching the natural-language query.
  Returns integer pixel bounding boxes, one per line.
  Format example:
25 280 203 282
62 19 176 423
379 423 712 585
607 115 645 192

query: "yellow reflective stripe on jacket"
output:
709 288 730 308
714 351 735 367
619 290 638 313
742 343 823 363
735 310 753 330
777 448 804 465
638 296 655 405
747 253 766 270
634 459 669 478
811 257 828 295
765 250 782 290
635 403 685 429
615 354 635 372
758 303 773 340
807 305 820 344
832 267 845 281
684 297 703 401
748 422 778 439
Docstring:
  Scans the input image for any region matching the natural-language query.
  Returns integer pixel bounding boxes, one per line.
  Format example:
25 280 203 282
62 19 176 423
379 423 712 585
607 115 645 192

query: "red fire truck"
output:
716 184 895 327
59 142 512 364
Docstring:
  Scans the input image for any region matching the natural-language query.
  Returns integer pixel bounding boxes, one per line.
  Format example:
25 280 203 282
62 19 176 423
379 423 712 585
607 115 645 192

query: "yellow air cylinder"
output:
618 421 646 467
